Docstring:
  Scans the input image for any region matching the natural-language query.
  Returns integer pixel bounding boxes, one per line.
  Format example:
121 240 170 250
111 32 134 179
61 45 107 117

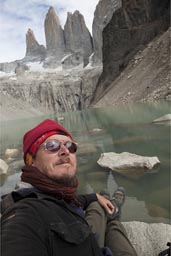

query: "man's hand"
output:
96 193 115 215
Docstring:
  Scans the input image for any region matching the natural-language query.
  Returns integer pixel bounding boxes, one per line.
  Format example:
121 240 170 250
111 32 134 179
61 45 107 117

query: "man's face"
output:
32 134 77 181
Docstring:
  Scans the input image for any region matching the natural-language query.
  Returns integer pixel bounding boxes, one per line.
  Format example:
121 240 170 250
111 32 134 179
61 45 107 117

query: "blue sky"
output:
0 0 99 62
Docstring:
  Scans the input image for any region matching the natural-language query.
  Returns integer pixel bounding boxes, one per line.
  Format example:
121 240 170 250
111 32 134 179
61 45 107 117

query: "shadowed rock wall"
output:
92 0 170 103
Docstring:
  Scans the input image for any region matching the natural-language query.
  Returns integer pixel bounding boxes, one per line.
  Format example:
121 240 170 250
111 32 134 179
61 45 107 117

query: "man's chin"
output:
50 170 77 184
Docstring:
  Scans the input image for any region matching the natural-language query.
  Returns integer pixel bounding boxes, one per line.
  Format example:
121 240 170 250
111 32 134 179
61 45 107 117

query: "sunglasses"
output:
40 140 77 154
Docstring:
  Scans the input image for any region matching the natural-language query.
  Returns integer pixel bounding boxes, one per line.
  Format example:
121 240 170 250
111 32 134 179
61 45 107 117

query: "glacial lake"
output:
0 101 170 224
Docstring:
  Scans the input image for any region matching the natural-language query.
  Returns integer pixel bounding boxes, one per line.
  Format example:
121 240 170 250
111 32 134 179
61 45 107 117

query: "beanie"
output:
23 119 72 162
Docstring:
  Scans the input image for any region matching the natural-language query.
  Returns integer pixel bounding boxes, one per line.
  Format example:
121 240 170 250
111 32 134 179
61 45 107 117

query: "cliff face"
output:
0 67 102 120
92 0 121 65
93 27 171 107
92 0 170 103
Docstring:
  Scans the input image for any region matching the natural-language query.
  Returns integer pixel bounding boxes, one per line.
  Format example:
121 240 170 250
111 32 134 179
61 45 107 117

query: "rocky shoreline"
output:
123 221 171 256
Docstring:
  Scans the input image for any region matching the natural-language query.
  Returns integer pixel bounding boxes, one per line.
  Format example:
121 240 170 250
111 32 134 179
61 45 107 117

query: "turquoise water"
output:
0 102 170 223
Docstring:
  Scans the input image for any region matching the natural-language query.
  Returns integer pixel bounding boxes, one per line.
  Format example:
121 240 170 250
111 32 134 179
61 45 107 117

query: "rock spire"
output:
64 10 93 66
44 6 65 60
25 28 46 61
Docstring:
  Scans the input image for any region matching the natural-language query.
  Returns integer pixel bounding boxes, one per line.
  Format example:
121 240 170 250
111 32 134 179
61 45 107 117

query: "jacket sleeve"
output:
1 199 49 256
77 193 98 210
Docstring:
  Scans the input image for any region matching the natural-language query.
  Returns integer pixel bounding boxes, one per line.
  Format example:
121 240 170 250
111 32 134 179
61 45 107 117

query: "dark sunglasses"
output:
40 140 77 154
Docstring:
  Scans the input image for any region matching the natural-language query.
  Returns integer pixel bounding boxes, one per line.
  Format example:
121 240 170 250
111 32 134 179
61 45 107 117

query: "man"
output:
1 119 137 256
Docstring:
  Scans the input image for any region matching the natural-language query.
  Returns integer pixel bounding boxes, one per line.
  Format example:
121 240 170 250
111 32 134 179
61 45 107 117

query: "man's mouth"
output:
56 158 71 165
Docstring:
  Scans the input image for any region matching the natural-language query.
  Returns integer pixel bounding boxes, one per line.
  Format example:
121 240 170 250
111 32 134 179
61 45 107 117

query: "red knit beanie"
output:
23 119 73 162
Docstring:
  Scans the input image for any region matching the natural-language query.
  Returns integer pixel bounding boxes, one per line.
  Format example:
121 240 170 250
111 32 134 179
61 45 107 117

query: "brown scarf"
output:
21 165 80 206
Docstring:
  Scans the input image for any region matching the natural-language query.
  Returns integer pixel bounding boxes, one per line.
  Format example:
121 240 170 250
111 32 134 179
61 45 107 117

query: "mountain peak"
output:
25 28 46 61
44 6 65 60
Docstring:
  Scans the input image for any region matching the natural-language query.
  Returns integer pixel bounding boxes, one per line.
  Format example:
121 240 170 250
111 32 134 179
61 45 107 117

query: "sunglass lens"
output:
65 141 77 153
46 140 60 152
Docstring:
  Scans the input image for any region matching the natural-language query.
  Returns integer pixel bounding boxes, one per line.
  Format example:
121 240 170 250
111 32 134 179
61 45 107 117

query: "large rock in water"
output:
4 149 19 160
64 11 93 67
122 221 171 256
97 152 160 179
152 114 171 123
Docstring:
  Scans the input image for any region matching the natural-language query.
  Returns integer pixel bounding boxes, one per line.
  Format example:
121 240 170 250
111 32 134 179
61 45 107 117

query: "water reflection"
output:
0 102 170 224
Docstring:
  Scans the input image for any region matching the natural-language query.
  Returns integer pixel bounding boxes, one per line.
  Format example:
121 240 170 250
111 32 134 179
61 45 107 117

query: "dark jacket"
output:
1 189 104 256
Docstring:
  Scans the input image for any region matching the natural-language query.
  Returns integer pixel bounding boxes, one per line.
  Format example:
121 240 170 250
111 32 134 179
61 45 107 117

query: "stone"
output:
91 128 103 133
0 159 9 174
97 152 160 179
152 114 171 122
58 117 64 122
5 149 19 159
122 221 171 256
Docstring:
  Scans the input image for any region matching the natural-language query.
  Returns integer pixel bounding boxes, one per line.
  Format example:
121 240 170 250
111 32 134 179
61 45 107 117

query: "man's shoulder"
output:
1 188 59 215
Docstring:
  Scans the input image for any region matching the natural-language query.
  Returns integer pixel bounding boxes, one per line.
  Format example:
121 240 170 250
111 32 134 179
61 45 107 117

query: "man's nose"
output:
58 144 69 156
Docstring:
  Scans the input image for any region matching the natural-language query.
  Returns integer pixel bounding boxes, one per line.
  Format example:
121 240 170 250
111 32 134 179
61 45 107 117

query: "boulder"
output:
0 159 9 174
97 152 160 179
90 128 103 133
122 221 171 256
5 148 19 159
152 114 171 123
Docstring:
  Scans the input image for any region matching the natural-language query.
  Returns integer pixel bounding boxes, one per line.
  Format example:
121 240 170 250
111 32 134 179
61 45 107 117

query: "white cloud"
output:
0 0 99 62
